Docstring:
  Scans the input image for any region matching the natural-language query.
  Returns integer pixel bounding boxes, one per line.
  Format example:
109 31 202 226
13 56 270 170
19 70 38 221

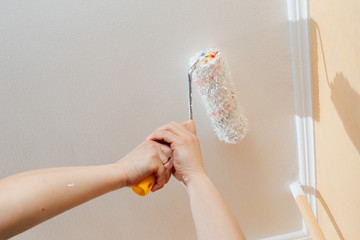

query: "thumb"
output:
181 120 196 134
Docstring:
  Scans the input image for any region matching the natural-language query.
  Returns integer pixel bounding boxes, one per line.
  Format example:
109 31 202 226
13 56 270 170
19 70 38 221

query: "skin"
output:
0 140 173 240
0 120 246 240
148 121 246 240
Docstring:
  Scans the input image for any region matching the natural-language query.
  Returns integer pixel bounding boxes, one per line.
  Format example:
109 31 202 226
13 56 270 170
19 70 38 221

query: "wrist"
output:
106 163 128 190
183 171 209 187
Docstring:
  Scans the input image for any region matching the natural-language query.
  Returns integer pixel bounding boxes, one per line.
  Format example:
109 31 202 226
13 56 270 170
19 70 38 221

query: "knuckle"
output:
163 125 171 132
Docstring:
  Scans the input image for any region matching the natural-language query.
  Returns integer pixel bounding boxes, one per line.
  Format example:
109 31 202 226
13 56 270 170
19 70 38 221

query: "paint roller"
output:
132 49 248 196
188 49 248 143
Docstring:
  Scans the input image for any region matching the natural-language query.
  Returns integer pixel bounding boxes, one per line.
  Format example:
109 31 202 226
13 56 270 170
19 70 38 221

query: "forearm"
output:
0 164 125 240
186 174 246 240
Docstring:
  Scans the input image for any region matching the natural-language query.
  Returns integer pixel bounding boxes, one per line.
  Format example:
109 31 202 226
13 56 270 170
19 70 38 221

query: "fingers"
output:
151 141 173 192
146 120 198 192
147 121 197 145
152 162 165 191
180 120 197 134
163 159 173 184
147 123 179 144
158 142 172 160
152 159 173 192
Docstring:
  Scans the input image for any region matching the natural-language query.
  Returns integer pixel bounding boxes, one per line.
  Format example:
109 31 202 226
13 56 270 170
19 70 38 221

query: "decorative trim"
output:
263 0 316 239
287 0 316 215
288 0 316 238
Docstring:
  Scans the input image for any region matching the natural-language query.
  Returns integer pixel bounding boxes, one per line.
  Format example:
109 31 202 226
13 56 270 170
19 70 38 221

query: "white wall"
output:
0 1 302 239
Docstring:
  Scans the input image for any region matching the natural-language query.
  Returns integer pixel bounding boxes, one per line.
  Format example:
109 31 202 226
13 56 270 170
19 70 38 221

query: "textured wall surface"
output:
0 1 301 239
311 0 360 239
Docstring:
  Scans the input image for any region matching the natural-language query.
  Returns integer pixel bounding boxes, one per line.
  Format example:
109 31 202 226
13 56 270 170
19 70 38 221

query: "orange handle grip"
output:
131 175 155 196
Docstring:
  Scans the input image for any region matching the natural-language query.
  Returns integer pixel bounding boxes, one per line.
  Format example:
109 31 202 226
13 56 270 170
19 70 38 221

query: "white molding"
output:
287 0 316 216
289 0 316 237
263 0 316 239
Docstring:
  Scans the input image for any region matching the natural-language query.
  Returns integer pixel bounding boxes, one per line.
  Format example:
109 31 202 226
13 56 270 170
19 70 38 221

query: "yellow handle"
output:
131 175 155 196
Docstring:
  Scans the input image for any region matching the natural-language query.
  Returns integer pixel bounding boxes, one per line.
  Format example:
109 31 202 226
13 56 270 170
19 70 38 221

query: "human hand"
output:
147 120 206 186
116 140 173 192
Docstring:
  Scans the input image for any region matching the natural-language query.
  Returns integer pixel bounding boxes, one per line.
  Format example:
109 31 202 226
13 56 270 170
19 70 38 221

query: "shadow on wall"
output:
311 19 360 155
330 73 360 154
311 18 360 240
310 19 321 122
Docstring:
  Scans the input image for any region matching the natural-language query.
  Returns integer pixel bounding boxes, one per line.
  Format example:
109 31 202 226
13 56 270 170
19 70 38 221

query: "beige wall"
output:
0 1 302 239
311 0 360 239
